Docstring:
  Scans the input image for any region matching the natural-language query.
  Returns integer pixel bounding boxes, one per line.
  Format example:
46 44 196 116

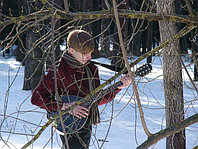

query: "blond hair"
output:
67 30 94 54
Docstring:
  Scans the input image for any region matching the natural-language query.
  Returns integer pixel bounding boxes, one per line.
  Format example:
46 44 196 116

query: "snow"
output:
0 55 197 149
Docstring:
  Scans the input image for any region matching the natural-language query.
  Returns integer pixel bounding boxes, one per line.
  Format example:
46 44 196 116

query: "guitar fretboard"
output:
81 81 123 108
80 63 152 108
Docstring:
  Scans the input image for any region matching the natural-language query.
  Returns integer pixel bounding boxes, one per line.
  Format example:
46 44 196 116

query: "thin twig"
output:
112 0 151 137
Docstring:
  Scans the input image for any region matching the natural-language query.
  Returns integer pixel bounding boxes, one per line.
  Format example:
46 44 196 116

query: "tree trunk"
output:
192 1 198 81
192 29 198 81
128 0 142 56
141 21 153 63
23 29 43 90
92 0 102 58
111 0 129 67
81 0 102 58
157 1 186 149
22 0 44 90
175 0 189 55
146 21 153 63
45 0 62 68
99 0 113 58
15 0 28 65
100 18 111 58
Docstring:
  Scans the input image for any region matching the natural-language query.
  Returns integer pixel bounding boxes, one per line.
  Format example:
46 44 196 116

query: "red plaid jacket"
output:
31 58 120 112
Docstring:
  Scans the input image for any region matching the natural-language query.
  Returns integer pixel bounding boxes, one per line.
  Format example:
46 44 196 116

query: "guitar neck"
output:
101 81 123 95
81 63 152 108
81 81 123 107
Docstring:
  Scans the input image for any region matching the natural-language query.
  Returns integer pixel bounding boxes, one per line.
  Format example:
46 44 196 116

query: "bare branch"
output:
56 9 198 24
1 9 198 28
112 0 151 137
137 113 198 149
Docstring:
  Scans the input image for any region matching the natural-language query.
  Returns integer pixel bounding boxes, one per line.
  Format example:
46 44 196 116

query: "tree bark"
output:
157 1 186 149
192 1 198 81
22 0 44 90
192 29 198 81
100 0 111 58
81 0 102 58
23 29 43 90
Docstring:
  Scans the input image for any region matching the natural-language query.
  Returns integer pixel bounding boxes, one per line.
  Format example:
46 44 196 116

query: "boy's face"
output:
69 48 92 64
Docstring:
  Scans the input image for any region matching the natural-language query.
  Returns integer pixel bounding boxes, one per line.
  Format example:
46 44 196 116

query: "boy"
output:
31 30 131 149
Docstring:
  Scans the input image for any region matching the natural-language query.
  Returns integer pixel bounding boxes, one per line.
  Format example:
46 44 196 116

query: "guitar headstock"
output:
135 63 152 77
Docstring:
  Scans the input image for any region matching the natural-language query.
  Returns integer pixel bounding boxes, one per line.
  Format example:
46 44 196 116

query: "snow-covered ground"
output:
0 55 197 149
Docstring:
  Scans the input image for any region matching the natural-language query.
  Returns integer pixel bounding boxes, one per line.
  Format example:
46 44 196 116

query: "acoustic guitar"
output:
49 63 152 135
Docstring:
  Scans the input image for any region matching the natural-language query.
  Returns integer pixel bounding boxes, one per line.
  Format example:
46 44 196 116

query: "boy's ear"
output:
68 48 74 53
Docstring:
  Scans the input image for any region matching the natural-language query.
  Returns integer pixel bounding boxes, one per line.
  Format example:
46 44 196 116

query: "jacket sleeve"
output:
31 68 63 112
98 88 120 105
92 65 121 106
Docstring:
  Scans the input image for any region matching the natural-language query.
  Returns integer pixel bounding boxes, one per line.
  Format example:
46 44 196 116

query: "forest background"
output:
0 0 198 149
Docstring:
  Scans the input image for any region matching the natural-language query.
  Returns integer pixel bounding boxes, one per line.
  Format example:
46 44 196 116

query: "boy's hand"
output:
61 102 89 119
118 74 132 89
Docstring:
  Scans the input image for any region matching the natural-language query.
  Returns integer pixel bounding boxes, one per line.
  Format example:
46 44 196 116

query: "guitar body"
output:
49 95 88 135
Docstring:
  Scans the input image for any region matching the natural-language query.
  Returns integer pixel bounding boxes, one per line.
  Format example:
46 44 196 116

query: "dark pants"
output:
60 122 92 149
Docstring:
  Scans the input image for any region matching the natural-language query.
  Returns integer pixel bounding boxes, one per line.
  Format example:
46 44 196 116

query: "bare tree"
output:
157 0 185 148
0 0 198 149
22 0 45 90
